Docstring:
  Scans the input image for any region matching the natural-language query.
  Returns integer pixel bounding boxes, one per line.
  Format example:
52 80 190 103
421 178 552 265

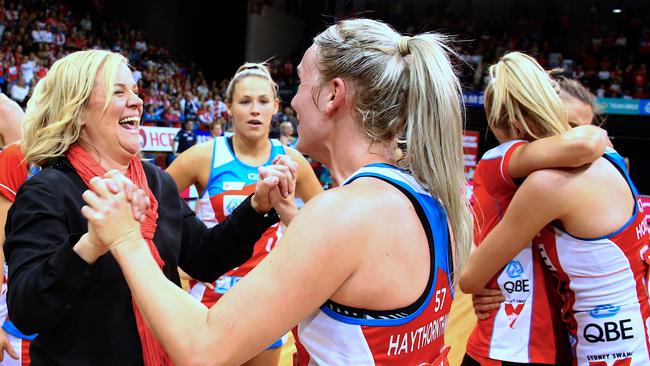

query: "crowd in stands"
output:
0 0 301 135
351 2 650 100
2 0 649 137
454 18 650 99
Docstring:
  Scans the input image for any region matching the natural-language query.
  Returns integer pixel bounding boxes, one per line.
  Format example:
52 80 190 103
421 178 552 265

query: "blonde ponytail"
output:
314 19 472 281
405 35 472 280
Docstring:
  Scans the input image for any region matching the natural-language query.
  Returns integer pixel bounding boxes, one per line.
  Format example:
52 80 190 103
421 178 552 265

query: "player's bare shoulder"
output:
307 176 413 228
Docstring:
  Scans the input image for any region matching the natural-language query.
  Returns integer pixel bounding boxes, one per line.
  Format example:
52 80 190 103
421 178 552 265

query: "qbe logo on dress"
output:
498 258 531 328
583 305 634 344
499 259 531 296
506 260 524 278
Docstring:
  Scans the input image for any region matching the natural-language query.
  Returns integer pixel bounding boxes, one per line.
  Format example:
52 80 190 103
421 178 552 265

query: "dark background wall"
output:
94 0 248 80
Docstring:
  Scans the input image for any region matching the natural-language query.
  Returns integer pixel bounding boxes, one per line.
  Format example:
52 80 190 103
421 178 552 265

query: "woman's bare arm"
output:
508 125 608 179
83 179 362 366
460 169 570 294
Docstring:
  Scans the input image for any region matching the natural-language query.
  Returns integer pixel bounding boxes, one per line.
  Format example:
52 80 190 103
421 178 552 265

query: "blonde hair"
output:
314 18 472 281
485 52 569 140
22 50 128 166
225 62 279 102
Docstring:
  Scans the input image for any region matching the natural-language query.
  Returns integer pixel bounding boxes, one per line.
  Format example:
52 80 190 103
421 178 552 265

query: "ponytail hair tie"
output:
399 36 412 56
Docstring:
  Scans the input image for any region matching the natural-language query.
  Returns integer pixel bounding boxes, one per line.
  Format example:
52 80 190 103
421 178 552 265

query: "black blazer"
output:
4 157 277 365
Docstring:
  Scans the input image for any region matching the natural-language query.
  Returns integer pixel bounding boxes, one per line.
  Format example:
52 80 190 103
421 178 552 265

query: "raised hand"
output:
272 154 298 192
251 154 298 214
81 176 143 251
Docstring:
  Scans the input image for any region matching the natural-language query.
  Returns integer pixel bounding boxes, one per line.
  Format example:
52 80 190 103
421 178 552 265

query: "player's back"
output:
537 149 650 365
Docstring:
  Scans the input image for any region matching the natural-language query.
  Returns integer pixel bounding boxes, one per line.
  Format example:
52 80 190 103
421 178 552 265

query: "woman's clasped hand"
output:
81 156 297 254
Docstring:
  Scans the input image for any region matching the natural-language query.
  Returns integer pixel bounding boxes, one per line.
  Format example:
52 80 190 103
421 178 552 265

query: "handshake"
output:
78 154 299 258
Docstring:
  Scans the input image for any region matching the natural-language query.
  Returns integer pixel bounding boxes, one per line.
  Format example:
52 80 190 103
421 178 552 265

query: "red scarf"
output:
67 144 173 366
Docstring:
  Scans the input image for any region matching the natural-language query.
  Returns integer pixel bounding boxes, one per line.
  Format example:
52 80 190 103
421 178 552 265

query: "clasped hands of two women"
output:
80 155 298 256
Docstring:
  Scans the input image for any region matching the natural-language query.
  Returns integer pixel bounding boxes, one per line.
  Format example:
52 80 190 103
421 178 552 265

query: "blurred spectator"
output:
134 35 147 53
53 26 65 46
31 23 45 43
279 121 296 148
6 62 18 86
180 93 199 120
162 106 181 126
282 105 298 132
209 120 223 138
142 105 161 123
197 81 209 96
80 13 92 32
20 53 36 84
42 25 54 43
34 59 48 80
215 96 227 119
197 103 213 127
173 120 197 155
9 78 29 106
132 67 142 83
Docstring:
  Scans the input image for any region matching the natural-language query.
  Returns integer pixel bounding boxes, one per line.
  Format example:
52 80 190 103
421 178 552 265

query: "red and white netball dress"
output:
0 143 38 366
466 140 570 365
187 136 287 349
293 163 454 365
538 148 650 366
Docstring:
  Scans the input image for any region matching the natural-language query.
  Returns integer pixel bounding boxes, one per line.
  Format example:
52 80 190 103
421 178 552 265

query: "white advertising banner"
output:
139 126 178 152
